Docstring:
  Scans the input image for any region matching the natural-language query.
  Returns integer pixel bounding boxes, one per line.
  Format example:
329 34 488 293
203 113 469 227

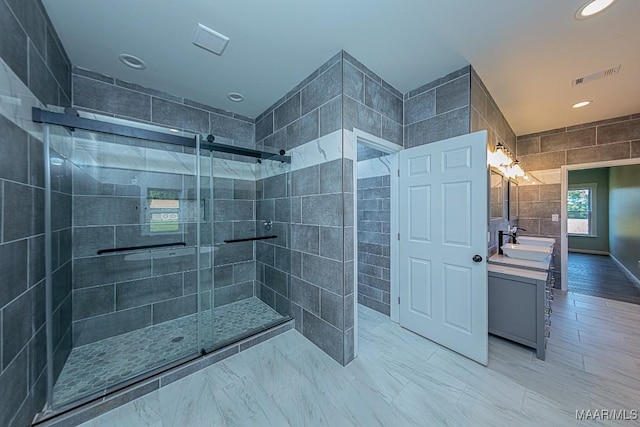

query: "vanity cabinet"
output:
488 265 552 360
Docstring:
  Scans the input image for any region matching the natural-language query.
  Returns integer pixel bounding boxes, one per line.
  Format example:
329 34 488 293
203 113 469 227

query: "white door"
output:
399 131 488 365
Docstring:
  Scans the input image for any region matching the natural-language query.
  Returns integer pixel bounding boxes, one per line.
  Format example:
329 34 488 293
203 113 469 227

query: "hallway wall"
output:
568 168 610 253
609 164 640 282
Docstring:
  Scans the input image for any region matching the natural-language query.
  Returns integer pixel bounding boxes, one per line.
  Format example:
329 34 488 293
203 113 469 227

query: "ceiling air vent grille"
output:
572 65 621 86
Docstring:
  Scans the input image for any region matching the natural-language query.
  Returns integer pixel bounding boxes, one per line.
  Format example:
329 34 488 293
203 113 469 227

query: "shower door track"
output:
32 107 291 162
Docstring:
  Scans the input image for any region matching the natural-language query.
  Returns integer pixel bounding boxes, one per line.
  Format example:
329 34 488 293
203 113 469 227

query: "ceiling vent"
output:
193 23 229 56
572 65 621 86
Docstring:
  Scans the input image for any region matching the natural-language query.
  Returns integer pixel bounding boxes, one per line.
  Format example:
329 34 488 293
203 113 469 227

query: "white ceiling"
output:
42 0 640 135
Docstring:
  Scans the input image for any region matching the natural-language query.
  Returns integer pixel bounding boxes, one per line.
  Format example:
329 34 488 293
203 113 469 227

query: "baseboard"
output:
610 254 640 290
568 249 609 256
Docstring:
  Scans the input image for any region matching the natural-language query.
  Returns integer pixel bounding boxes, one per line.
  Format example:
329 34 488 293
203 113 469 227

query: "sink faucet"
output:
498 229 517 254
511 226 527 235
499 227 527 254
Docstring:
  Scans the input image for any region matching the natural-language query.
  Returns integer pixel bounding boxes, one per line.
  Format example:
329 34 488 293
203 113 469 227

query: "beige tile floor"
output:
80 291 640 426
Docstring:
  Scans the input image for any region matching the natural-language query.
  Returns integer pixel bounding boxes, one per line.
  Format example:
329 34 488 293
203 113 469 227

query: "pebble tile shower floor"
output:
52 297 285 406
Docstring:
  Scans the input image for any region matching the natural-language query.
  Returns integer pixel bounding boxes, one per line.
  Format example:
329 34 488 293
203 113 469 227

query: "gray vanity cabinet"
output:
488 267 550 360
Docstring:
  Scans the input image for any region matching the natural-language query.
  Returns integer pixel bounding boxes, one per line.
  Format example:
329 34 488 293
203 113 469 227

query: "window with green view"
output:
148 189 181 233
567 185 595 236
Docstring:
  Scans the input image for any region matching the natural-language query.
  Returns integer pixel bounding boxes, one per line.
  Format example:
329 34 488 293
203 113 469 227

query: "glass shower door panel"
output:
203 147 290 353
48 127 203 408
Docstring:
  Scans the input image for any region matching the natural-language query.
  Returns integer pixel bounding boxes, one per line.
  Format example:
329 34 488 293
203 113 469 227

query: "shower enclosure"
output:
35 109 291 413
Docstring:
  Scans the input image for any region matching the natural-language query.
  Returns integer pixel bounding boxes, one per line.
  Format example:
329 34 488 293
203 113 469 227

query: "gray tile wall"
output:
72 68 254 143
1 0 71 108
254 52 356 365
70 166 218 346
469 67 519 255
516 113 640 284
254 52 342 151
404 66 471 148
342 51 403 147
255 173 291 316
357 172 391 316
470 67 516 154
211 177 257 309
0 0 71 425
288 160 346 364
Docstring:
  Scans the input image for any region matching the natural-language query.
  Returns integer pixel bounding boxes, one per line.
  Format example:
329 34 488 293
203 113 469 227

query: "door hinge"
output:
397 297 400 304
397 169 400 177
397 233 400 240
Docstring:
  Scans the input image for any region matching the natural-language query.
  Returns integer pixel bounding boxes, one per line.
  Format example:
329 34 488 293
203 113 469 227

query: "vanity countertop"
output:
487 264 548 281
488 254 551 271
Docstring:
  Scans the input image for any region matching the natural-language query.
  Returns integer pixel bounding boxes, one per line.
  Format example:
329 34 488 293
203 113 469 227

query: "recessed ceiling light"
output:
575 0 617 20
169 128 179 133
228 92 244 102
572 100 593 109
118 54 147 70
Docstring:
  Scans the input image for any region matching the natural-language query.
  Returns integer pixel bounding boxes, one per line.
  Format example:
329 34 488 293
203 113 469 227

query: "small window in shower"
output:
148 188 181 233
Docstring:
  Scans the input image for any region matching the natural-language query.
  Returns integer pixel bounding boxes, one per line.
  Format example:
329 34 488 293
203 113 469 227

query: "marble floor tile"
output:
538 343 585 371
325 376 416 427
344 353 409 402
521 390 604 427
158 373 226 427
232 340 306 396
391 380 462 426
214 373 290 427
269 372 353 427
78 292 640 427
281 341 355 396
455 391 525 427
429 349 526 412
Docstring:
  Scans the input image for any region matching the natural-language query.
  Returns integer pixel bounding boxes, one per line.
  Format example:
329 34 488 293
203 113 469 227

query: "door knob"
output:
472 255 483 262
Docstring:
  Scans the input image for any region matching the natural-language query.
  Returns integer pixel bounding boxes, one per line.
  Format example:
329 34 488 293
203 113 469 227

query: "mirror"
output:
490 170 504 220
509 180 518 220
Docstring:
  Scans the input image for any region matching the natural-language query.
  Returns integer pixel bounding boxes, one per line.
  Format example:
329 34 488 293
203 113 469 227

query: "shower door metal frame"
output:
32 108 291 162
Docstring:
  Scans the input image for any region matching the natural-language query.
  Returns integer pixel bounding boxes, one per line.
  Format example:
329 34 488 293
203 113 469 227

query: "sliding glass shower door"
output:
44 124 211 409
199 142 292 353
40 110 293 415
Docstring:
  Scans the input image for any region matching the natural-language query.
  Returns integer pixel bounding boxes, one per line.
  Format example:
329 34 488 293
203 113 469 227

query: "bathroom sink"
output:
515 236 555 248
501 243 553 262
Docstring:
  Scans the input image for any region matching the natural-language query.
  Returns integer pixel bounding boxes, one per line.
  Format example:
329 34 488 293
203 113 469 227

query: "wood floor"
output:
569 253 640 305
80 292 640 426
